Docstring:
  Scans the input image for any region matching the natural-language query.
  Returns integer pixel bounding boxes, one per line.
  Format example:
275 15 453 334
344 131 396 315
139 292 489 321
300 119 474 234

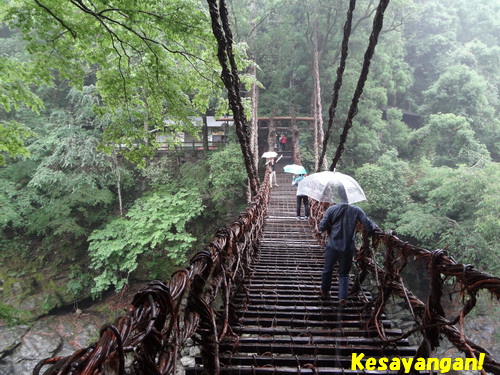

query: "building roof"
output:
164 116 233 128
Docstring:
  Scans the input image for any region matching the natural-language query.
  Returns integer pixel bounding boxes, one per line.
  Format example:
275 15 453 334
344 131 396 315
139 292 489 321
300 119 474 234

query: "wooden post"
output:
291 106 301 164
267 107 277 152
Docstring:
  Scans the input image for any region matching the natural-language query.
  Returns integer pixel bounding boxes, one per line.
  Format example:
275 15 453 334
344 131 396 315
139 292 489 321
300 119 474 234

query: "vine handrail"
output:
309 199 500 375
34 179 500 374
33 168 271 375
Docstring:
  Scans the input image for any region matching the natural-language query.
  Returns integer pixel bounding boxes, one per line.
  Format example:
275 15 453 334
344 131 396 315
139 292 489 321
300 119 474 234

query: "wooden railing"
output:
157 140 227 151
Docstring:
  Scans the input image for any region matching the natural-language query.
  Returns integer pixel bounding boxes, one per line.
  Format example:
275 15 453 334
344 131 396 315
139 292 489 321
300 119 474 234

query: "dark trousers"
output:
321 243 354 300
296 195 310 217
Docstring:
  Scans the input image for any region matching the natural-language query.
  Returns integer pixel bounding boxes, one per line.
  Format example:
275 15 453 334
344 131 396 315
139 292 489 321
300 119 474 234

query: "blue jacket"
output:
319 204 378 252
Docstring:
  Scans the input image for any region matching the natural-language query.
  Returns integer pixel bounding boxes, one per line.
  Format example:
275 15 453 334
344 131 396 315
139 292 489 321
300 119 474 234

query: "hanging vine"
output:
330 0 391 170
207 0 260 196
318 0 357 171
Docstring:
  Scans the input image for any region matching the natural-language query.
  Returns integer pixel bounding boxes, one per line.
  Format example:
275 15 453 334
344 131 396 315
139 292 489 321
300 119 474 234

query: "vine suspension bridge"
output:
34 152 500 375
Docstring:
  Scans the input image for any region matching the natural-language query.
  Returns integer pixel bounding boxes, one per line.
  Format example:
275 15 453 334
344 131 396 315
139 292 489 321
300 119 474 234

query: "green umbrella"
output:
283 164 307 175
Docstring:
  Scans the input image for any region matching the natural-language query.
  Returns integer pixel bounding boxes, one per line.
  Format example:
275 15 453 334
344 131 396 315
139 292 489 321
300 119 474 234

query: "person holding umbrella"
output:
318 185 379 304
297 171 379 304
284 164 310 220
265 154 282 187
292 173 309 220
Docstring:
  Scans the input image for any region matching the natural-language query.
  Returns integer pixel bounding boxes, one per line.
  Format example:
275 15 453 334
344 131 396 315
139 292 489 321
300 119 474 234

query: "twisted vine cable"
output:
330 0 391 170
207 0 260 195
318 0 357 171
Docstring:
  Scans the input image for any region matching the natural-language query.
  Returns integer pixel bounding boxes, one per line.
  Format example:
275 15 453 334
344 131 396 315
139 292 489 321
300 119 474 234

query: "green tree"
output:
207 143 248 210
1 0 226 163
444 40 500 81
381 108 411 156
395 162 499 274
88 187 203 296
356 150 411 226
0 86 123 257
0 121 33 166
423 65 492 118
410 113 490 167
422 64 498 159
0 27 50 164
403 0 459 100
26 125 115 239
176 143 249 226
453 0 499 46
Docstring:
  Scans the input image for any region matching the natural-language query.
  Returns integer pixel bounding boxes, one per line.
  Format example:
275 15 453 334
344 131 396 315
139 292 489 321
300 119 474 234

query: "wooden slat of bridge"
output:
188 155 419 374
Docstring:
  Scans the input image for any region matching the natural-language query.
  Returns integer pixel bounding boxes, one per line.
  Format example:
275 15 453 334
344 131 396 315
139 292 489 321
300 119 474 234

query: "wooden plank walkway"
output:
188 154 418 374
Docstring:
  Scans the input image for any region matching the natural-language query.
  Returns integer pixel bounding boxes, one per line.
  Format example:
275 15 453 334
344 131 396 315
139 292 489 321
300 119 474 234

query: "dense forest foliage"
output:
0 0 498 319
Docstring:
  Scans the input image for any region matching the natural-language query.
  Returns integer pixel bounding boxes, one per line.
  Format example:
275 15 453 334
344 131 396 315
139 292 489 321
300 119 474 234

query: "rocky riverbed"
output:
0 283 145 375
0 282 204 375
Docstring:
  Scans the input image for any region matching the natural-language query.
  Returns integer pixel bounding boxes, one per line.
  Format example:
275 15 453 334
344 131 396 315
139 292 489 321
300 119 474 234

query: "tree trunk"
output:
290 106 301 164
311 79 319 171
111 150 123 217
312 19 326 171
249 1 260 173
202 114 209 155
267 107 277 152
141 120 149 191
250 60 259 172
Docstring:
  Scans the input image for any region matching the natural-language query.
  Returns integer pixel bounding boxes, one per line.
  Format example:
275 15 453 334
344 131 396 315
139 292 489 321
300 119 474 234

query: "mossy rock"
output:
0 267 87 321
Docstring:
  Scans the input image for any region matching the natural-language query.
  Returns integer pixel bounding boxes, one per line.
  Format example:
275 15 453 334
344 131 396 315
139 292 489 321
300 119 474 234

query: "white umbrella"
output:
297 171 366 204
262 151 278 158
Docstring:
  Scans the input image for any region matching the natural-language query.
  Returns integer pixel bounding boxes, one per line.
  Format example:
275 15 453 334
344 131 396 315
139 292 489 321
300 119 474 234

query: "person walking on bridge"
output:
280 134 287 151
292 174 309 220
318 187 379 304
266 155 282 187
